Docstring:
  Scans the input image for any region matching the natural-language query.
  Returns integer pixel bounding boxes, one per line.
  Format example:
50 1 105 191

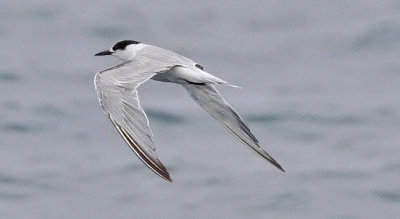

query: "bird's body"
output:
95 40 284 182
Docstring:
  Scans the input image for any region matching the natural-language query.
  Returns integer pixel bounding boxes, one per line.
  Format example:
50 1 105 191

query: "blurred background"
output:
1 0 399 218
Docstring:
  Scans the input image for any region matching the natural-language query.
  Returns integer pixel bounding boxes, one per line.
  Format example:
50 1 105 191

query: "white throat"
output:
112 44 148 61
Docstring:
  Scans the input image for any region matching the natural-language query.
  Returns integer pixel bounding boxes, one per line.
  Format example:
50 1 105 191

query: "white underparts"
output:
152 66 227 85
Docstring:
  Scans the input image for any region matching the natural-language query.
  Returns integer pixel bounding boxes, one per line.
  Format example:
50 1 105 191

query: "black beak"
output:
95 50 112 56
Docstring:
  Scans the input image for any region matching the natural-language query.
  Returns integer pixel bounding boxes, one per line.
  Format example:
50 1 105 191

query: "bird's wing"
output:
137 45 197 66
94 57 178 181
182 84 284 171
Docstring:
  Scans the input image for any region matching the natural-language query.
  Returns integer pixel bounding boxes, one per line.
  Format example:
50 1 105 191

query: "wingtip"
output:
269 158 285 172
164 175 173 182
154 160 173 182
277 164 286 172
159 168 173 182
110 118 174 183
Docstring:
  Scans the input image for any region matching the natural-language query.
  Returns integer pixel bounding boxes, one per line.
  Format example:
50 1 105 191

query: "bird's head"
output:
95 40 142 61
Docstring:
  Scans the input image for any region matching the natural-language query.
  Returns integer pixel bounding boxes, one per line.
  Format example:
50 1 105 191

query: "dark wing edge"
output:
94 59 177 182
110 117 172 182
182 84 285 172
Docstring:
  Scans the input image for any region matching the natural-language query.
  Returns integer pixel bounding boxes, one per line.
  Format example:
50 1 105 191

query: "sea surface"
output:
1 1 399 218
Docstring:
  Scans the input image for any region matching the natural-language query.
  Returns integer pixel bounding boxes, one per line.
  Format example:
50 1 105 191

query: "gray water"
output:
1 1 399 218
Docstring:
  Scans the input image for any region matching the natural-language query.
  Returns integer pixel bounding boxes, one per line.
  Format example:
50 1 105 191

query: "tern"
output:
94 40 284 182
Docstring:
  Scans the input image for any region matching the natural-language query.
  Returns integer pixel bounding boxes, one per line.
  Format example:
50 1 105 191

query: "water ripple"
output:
0 71 20 83
252 191 309 211
32 105 73 119
1 122 43 134
381 161 400 173
0 172 59 191
247 112 366 126
145 108 186 124
1 101 21 111
0 172 59 202
25 7 58 20
349 23 400 51
0 192 28 201
373 190 400 203
119 164 143 174
182 177 229 187
89 26 126 39
316 170 367 179
300 169 368 181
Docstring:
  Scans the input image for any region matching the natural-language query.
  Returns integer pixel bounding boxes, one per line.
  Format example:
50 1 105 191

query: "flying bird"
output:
94 40 284 182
